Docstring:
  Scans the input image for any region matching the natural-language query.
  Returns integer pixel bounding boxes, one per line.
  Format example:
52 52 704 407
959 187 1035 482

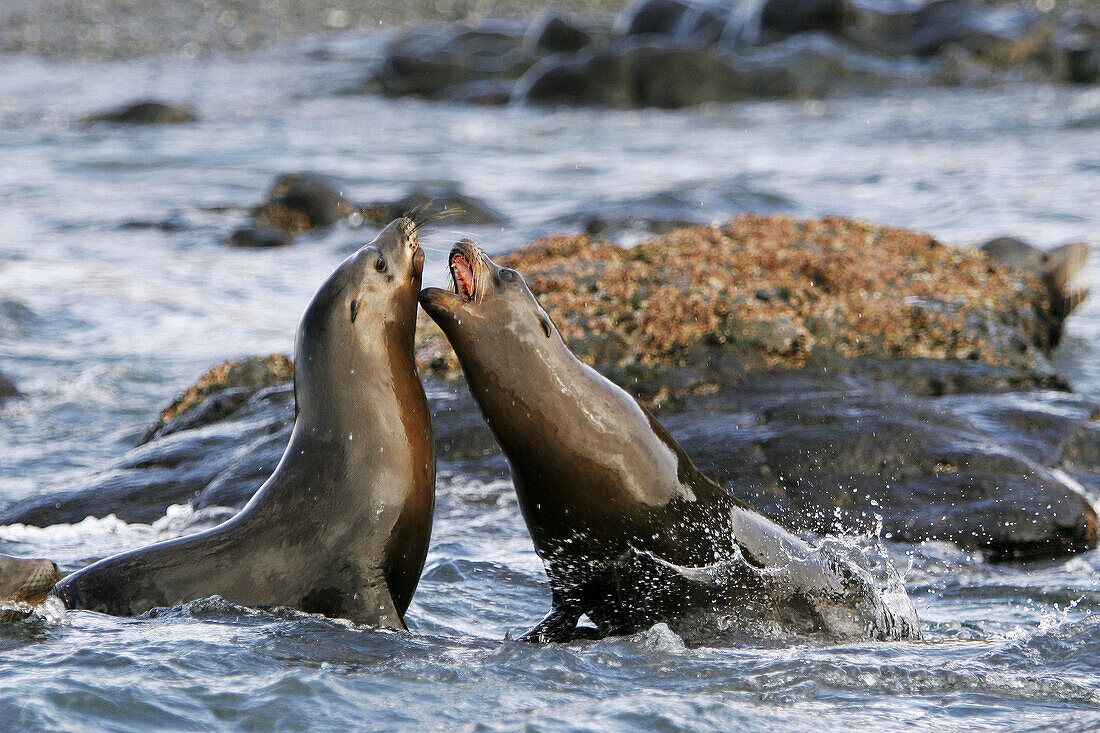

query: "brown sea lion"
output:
52 218 434 628
420 239 920 643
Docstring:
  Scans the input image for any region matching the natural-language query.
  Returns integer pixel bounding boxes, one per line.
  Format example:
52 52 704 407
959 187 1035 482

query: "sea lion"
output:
52 218 434 628
0 554 60 622
981 236 1090 347
420 239 919 643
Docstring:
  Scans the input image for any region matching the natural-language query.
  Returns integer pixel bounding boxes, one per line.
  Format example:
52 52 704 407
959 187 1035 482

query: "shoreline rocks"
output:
2 216 1094 560
361 1 1100 108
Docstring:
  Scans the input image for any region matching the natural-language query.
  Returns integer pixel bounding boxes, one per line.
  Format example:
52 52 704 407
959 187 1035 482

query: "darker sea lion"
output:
420 240 919 643
0 554 60 622
52 218 434 629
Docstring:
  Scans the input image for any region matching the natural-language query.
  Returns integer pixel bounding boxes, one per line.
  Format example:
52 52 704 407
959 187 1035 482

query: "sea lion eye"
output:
350 299 360 323
375 257 387 273
539 316 552 338
500 269 518 283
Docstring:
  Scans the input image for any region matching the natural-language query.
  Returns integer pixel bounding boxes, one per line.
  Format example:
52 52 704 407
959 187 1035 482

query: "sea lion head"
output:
294 217 424 416
0 554 60 606
419 239 562 373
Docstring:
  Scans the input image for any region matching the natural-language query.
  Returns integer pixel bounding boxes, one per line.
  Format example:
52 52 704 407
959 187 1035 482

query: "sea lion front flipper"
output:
349 569 407 631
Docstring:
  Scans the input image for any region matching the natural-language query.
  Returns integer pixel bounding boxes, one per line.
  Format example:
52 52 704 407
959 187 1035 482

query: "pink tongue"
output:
453 255 475 298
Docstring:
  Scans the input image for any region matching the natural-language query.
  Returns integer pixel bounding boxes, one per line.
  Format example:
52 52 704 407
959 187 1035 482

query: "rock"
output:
227 224 295 248
82 100 197 125
732 0 852 45
516 35 917 108
0 383 295 527
982 236 1090 347
143 354 293 442
663 371 1099 560
613 0 695 37
843 0 1049 64
0 371 18 402
252 172 359 233
524 11 594 55
1051 30 1100 84
420 215 1069 395
363 20 535 101
7 359 1096 562
551 176 795 239
362 184 506 226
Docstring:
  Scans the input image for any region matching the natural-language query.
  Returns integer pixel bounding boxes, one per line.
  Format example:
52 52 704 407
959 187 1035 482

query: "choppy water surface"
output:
1 37 1099 731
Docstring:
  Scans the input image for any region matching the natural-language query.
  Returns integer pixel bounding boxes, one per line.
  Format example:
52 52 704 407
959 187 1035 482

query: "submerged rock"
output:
82 100 197 125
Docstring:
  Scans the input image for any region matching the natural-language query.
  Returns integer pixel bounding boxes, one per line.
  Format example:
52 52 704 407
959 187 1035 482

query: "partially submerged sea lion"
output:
420 239 920 643
52 218 434 628
982 236 1091 347
0 554 60 622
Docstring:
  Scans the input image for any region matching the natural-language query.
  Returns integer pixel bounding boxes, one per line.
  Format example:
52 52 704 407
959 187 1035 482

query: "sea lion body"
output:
53 219 434 628
420 240 918 642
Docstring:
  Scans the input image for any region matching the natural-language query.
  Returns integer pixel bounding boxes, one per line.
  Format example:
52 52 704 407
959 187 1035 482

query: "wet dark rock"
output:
0 371 18 402
614 0 695 37
1051 30 1100 83
350 3 1087 108
228 172 363 246
0 385 294 527
144 354 294 442
82 100 197 125
252 172 359 232
843 0 1049 63
5 360 1095 562
761 0 850 37
363 19 535 101
552 176 795 238
660 371 1100 560
524 11 594 55
227 224 295 248
516 35 917 108
362 184 506 226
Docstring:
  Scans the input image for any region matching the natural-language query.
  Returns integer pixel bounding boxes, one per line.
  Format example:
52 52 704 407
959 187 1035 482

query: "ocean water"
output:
1 35 1099 731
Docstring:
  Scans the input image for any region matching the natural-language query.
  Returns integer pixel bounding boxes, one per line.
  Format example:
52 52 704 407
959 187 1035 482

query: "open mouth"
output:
450 251 477 302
